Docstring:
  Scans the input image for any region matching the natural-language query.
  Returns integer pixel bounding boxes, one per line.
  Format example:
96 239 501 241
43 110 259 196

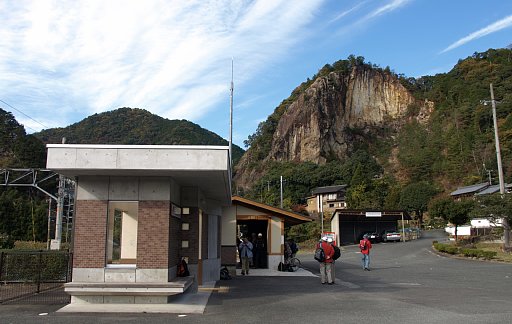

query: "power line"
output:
0 99 49 130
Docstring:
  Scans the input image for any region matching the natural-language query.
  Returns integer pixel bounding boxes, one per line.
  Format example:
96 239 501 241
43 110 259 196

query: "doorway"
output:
237 220 268 269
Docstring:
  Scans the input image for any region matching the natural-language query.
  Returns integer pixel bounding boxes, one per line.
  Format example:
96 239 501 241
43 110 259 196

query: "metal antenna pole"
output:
229 59 234 170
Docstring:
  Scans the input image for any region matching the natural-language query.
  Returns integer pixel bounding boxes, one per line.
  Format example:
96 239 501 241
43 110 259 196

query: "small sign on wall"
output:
172 203 182 219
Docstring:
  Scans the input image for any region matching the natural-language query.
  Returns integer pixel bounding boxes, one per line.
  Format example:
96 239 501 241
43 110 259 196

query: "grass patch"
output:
433 242 498 260
475 242 512 262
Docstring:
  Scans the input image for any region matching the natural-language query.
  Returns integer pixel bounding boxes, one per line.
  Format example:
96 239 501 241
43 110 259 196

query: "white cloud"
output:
329 1 367 23
440 14 512 54
0 0 324 131
362 0 411 21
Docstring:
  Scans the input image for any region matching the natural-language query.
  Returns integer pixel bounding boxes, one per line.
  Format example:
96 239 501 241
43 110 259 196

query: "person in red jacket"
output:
360 234 373 271
317 236 335 284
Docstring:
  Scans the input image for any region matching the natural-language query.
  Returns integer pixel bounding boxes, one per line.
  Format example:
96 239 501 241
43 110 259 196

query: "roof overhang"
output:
331 209 411 221
46 144 232 205
232 195 311 226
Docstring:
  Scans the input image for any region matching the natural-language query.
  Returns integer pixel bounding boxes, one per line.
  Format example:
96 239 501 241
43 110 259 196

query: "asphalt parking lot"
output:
2 230 512 324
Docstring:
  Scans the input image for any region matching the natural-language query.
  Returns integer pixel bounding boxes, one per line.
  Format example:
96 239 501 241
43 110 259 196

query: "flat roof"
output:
331 209 411 221
46 144 232 204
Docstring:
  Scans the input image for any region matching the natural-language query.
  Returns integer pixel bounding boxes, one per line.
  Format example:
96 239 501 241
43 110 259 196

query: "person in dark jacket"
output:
254 233 266 268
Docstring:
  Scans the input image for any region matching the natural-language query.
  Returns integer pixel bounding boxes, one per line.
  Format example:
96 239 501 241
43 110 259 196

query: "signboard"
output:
322 231 337 245
171 203 182 219
365 211 382 217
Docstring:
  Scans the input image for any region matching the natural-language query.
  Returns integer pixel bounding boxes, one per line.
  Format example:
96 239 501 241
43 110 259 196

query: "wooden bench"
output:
64 277 193 296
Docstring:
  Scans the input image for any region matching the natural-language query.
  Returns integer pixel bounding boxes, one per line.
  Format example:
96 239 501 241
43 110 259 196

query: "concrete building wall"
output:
47 146 229 172
331 213 340 244
268 216 283 270
221 206 236 246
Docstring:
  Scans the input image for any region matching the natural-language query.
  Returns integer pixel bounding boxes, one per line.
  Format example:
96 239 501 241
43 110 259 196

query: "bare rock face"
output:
271 66 422 164
235 66 432 189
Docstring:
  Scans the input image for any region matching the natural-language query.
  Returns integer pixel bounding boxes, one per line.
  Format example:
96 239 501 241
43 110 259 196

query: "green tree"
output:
429 198 473 242
399 182 438 226
471 194 512 251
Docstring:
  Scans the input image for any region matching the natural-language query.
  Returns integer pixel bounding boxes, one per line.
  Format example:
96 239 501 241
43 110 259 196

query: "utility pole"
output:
280 176 283 209
47 198 52 250
53 137 66 250
229 59 234 170
490 83 510 251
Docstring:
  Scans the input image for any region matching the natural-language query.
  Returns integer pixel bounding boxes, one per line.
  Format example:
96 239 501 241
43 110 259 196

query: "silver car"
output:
381 230 401 242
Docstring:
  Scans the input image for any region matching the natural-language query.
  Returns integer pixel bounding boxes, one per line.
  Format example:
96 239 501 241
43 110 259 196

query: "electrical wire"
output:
0 99 49 131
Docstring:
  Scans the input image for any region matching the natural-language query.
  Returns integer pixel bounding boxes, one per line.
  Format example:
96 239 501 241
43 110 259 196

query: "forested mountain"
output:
1 107 244 245
235 49 512 214
35 107 245 165
0 109 48 247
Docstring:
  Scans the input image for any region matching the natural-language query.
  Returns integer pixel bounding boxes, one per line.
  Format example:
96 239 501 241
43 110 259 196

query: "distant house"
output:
450 182 490 200
305 185 347 217
475 183 512 195
450 182 511 200
449 182 511 235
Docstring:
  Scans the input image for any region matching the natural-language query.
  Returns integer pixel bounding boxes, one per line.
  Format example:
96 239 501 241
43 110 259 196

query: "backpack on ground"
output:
177 259 190 277
278 261 289 271
332 245 341 260
220 266 232 280
314 246 325 262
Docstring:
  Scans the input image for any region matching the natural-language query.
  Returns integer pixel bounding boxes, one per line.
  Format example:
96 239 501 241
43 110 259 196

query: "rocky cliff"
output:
235 66 433 189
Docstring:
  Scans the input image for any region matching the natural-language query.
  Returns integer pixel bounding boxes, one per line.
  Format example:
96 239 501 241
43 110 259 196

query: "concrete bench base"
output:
65 277 193 296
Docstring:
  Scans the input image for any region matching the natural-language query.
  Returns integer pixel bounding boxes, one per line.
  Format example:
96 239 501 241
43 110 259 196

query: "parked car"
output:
358 232 381 243
381 230 401 242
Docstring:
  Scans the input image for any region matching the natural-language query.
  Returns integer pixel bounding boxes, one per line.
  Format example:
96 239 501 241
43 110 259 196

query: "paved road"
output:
2 230 511 323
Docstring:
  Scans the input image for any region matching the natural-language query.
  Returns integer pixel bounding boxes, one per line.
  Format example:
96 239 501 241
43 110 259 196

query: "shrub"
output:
461 248 481 258
433 242 459 254
480 251 497 259
0 233 15 249
444 246 459 254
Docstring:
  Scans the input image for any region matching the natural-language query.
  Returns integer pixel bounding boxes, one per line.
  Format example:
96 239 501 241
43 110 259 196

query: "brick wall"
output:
180 207 199 264
73 200 108 268
169 215 181 269
137 201 169 269
202 212 208 260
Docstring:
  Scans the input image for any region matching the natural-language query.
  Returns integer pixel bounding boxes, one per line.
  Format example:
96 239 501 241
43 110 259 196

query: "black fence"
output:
0 250 72 304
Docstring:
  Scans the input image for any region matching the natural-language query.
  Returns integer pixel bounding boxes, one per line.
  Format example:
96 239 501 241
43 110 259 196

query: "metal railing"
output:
0 250 72 304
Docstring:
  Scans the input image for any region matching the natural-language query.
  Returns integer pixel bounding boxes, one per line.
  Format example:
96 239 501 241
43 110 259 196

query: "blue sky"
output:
1 0 511 148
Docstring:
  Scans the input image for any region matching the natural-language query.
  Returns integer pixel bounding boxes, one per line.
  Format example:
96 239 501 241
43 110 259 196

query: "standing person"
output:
317 236 335 284
254 233 266 268
284 239 292 266
289 238 298 259
239 237 253 275
327 237 336 283
360 234 372 271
